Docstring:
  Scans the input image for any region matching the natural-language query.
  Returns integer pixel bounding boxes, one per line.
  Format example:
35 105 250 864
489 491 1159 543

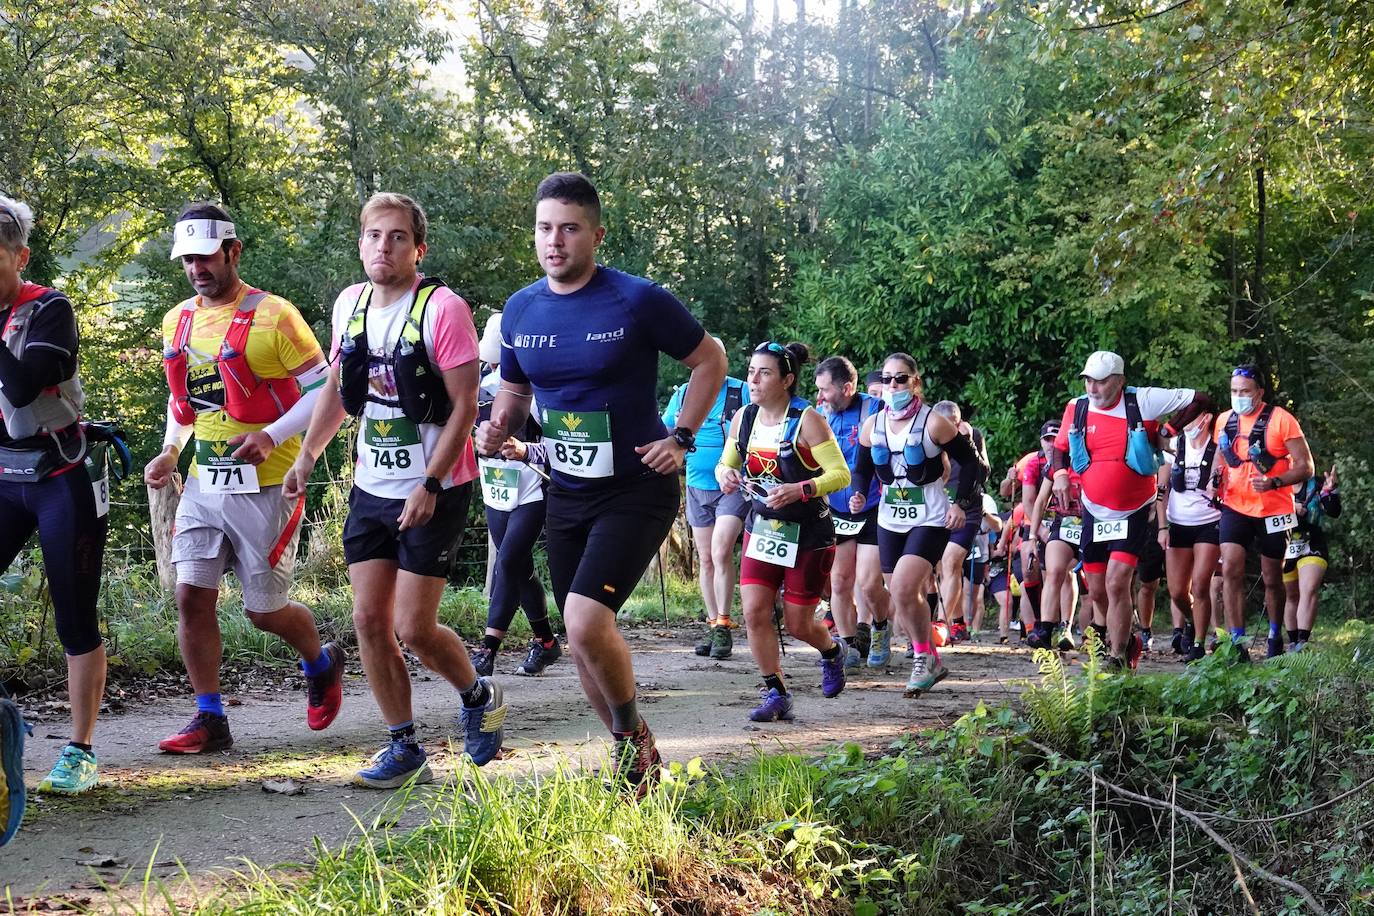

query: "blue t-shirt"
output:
824 392 883 514
662 376 749 490
500 266 706 490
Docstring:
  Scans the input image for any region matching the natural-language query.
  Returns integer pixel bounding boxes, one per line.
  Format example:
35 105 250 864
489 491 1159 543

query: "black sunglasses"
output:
880 373 912 385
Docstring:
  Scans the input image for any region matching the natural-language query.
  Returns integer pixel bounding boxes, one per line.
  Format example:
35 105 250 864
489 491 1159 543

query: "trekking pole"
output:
658 543 669 625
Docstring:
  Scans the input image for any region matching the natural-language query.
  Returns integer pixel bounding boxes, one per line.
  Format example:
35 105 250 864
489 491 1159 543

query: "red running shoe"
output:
159 711 233 754
306 642 345 731
608 719 663 800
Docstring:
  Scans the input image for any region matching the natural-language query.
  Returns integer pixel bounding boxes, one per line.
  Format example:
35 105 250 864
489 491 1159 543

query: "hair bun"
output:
784 342 811 367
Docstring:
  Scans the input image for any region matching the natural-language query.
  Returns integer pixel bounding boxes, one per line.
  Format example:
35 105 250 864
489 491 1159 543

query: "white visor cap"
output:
170 219 237 259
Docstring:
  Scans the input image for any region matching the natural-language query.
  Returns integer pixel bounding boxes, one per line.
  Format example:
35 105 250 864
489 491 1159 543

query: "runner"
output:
663 341 750 660
717 342 851 720
1133 501 1168 652
1282 465 1340 652
284 193 504 787
1024 452 1085 652
1160 398 1221 662
474 173 727 796
814 355 893 669
931 400 990 643
471 314 561 678
145 203 341 755
1215 365 1314 660
0 195 107 794
1050 351 1205 670
850 354 983 696
965 495 1002 636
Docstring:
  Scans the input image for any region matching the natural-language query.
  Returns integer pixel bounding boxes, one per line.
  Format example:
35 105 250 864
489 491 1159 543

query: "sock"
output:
301 650 331 678
857 621 872 636
820 642 842 660
610 698 640 736
1229 627 1246 642
1268 622 1281 639
1297 628 1311 642
69 741 93 753
914 640 938 661
1287 628 1300 644
388 720 418 745
482 633 502 653
873 619 889 631
529 615 555 643
196 693 224 718
459 679 490 709
764 673 787 696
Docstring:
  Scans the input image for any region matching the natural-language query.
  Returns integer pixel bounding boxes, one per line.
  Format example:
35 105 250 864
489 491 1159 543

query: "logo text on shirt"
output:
585 327 625 343
514 334 558 348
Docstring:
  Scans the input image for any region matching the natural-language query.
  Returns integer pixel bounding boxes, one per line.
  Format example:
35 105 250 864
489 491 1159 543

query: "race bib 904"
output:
1093 518 1127 542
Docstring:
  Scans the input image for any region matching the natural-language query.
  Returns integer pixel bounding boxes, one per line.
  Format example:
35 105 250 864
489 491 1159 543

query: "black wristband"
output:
422 475 443 494
672 427 696 452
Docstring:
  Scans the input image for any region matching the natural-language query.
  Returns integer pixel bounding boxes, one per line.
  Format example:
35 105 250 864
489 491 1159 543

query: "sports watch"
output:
422 475 443 495
671 427 697 452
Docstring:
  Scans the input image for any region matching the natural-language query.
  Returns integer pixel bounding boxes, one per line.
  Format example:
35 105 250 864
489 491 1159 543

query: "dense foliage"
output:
2 0 1372 599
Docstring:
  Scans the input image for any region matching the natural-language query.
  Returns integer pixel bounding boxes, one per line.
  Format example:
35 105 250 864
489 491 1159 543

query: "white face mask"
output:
1232 395 1257 416
885 389 913 411
1185 423 1206 442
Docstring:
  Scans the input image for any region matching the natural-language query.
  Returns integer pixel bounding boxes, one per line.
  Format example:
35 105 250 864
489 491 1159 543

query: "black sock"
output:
529 615 555 643
764 673 787 696
857 622 872 636
69 741 92 753
873 619 888 631
388 722 418 745
820 642 842 660
482 633 502 653
1286 628 1300 644
610 698 640 737
1297 628 1311 641
460 679 490 708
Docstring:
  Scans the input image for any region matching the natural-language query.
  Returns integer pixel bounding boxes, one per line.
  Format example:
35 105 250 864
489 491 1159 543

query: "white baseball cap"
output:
479 312 503 365
170 218 237 259
1080 350 1125 380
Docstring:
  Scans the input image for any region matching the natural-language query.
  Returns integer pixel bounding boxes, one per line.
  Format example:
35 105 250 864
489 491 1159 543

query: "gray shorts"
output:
685 484 749 528
171 475 304 613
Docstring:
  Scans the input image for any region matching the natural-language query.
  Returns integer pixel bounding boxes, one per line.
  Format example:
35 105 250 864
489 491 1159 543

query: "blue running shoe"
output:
38 745 98 795
354 739 432 789
843 642 862 670
819 651 846 699
749 687 795 722
458 677 507 766
1 697 26 847
867 626 892 668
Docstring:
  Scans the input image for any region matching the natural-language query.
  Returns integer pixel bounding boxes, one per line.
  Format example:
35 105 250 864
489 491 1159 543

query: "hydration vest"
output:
871 403 944 486
1170 432 1218 493
0 287 84 441
1067 388 1160 477
338 278 453 425
163 291 302 426
1219 404 1279 474
734 398 828 525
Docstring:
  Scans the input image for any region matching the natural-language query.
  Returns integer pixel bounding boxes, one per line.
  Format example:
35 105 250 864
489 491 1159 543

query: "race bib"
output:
1060 517 1082 546
1265 512 1296 534
833 515 866 538
85 455 109 519
1285 538 1311 560
361 417 424 480
195 440 260 494
1093 518 1127 542
480 463 519 511
746 517 800 568
544 409 613 478
882 484 925 523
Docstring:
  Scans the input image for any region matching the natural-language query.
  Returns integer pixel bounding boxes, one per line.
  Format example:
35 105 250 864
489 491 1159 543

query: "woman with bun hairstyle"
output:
716 342 852 722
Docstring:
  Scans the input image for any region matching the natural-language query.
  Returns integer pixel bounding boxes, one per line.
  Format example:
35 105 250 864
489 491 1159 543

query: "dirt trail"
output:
0 628 1171 906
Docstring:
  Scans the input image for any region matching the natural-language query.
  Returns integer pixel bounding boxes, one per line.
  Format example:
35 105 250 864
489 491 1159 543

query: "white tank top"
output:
876 406 950 533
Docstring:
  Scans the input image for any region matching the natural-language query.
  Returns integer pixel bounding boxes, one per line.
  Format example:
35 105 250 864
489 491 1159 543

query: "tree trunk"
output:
148 474 183 594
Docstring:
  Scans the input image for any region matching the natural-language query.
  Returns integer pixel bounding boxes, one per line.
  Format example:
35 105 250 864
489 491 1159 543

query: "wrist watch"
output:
671 427 696 452
422 475 443 495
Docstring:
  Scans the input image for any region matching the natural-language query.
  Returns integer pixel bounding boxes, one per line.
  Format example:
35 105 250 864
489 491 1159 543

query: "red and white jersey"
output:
1052 387 1194 520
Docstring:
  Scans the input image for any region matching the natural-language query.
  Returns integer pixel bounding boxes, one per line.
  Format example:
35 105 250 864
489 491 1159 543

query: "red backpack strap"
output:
222 290 267 355
171 302 197 352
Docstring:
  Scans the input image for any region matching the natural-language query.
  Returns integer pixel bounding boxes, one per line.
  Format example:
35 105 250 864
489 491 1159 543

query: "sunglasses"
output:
880 373 912 385
1232 366 1259 380
741 479 772 500
753 341 794 374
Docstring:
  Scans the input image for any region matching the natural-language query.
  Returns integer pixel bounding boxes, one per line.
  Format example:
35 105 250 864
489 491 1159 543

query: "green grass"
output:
100 621 1374 915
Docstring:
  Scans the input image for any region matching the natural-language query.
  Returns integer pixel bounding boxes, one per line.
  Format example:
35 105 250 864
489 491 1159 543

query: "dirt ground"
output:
0 626 1179 909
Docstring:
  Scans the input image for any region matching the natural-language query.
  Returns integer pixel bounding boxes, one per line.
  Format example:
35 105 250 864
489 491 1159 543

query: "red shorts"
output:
740 536 835 607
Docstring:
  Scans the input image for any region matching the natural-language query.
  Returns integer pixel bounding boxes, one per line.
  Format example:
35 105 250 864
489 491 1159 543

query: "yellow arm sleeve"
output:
807 437 852 497
717 444 743 471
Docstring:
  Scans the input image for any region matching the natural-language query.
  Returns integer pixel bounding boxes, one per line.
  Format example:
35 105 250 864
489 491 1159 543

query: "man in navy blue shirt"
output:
476 173 726 796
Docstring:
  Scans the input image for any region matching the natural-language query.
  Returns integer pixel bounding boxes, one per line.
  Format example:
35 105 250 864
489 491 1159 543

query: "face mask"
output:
1232 395 1256 416
1185 424 1206 442
885 389 913 412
